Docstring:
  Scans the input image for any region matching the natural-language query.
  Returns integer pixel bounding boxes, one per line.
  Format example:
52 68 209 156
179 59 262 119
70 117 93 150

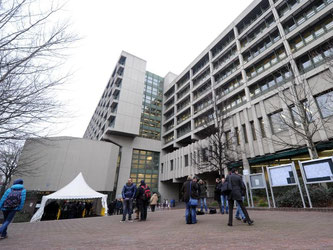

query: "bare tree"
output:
192 98 240 177
0 142 40 196
0 0 78 143
265 62 333 159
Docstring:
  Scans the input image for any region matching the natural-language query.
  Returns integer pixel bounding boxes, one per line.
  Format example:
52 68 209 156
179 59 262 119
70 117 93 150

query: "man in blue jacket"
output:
0 179 26 239
121 178 137 222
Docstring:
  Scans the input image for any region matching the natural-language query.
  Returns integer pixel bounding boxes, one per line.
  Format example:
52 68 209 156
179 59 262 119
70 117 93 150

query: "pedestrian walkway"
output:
1 209 333 249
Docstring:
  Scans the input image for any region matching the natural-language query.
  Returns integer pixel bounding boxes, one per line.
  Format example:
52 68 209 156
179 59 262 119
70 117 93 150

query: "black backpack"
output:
3 189 22 209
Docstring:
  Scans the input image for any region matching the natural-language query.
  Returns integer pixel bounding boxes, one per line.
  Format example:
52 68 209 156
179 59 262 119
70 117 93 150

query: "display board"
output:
266 163 305 208
299 157 333 208
249 174 266 189
300 157 333 184
268 165 296 187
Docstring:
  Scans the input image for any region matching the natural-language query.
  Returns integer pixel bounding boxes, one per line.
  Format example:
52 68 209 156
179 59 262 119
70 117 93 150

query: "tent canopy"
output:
30 172 108 222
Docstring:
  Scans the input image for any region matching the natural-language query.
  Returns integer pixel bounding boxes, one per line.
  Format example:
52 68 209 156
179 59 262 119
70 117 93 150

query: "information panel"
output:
249 174 265 189
301 158 333 183
268 165 296 187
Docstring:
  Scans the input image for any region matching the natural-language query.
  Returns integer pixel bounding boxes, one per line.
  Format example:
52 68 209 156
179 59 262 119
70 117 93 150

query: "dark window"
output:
242 124 248 143
170 160 174 171
161 163 164 173
258 118 266 138
235 127 240 145
250 121 257 140
184 155 189 167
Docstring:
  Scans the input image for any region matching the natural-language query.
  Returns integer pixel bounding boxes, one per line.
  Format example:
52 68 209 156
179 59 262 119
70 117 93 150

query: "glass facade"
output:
139 72 163 140
130 149 160 193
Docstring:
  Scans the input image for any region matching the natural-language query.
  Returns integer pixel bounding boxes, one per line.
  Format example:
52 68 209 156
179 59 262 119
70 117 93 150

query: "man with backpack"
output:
0 179 26 239
137 180 151 221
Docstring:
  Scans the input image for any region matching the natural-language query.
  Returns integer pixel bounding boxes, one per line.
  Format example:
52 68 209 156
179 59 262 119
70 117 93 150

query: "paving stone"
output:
0 209 333 249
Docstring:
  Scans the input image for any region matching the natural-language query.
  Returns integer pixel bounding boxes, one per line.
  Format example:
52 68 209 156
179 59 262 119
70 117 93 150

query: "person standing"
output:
150 193 158 212
121 178 137 222
181 176 199 224
198 180 208 214
220 178 229 214
226 169 253 226
0 179 26 239
214 178 222 214
137 180 151 221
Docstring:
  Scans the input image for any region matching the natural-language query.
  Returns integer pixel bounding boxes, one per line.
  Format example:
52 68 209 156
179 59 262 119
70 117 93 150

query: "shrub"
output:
308 186 332 207
275 187 304 208
275 186 333 208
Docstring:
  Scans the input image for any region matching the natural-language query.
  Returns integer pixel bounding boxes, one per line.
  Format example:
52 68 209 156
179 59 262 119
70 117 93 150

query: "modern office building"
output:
159 0 333 198
83 51 177 197
21 1 333 202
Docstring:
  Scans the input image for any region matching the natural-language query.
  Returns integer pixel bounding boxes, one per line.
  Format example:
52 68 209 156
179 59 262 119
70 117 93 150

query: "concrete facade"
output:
160 0 333 199
18 137 119 192
84 52 172 197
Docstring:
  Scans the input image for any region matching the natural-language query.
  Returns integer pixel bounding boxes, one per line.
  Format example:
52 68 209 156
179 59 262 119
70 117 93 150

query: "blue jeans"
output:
185 202 197 224
200 198 207 212
220 195 229 213
122 199 133 221
0 210 17 237
235 197 245 219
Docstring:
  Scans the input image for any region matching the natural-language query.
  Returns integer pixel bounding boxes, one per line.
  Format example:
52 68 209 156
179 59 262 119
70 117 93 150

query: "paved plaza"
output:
1 209 333 249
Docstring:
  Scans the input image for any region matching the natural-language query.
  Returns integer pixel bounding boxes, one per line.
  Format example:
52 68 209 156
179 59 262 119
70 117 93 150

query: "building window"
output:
235 127 240 145
139 72 163 140
242 124 248 143
258 117 266 138
201 148 209 162
269 110 289 134
130 149 160 193
250 121 257 140
290 106 302 126
170 160 174 171
316 90 333 118
161 163 163 174
184 155 189 167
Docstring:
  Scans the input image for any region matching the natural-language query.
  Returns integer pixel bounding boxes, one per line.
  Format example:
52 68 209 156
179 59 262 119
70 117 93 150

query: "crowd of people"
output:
183 169 253 226
0 169 253 240
41 201 94 221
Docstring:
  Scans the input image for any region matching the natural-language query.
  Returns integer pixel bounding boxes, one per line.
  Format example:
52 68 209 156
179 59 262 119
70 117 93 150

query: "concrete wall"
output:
18 137 119 192
114 52 147 136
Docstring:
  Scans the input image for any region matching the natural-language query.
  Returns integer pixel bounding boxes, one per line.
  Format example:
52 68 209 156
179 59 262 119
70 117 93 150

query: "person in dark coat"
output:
226 169 253 226
214 178 222 213
198 180 208 213
181 176 200 224
137 180 150 221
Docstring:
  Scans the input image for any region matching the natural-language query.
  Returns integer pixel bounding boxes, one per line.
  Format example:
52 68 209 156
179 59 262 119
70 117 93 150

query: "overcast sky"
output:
56 0 253 138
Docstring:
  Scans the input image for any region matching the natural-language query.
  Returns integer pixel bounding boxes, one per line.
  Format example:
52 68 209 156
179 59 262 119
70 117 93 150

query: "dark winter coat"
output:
225 173 246 201
199 183 207 198
214 182 221 202
122 183 137 199
137 184 150 202
181 180 200 202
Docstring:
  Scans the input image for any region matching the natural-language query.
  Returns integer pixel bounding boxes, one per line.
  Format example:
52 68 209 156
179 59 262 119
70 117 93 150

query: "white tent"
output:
30 172 108 222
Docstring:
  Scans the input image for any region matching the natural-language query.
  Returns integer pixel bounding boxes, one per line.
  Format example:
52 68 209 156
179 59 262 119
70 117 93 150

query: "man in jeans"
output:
198 180 208 214
121 178 137 222
0 179 26 239
181 176 199 224
220 177 229 214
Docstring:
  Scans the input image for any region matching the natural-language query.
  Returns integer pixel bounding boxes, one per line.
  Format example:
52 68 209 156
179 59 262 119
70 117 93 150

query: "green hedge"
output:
275 185 333 208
